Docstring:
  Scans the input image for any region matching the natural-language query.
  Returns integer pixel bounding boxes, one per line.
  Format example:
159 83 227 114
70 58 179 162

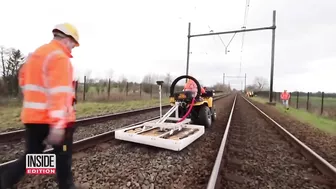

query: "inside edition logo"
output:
26 154 56 174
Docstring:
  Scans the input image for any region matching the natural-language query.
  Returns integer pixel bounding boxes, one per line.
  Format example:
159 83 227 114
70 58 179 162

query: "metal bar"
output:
186 22 191 78
296 92 299 109
190 26 275 38
158 130 175 138
269 10 277 103
159 126 184 138
137 126 158 134
178 129 198 139
207 95 237 189
321 92 324 115
159 85 162 118
306 92 310 111
157 104 179 124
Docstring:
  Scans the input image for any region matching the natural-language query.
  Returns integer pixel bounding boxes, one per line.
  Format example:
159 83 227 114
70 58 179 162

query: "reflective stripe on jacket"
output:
19 40 75 128
281 92 290 100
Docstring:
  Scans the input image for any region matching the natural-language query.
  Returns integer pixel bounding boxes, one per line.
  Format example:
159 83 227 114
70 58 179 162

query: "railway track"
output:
207 95 336 189
0 109 172 164
249 98 336 169
0 94 228 143
4 93 334 188
0 95 232 188
0 105 172 143
0 95 228 172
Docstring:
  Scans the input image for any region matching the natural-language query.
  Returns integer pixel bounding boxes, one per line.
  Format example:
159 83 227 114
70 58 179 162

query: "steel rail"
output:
206 94 336 189
206 94 237 189
0 94 228 142
242 95 336 182
0 94 230 174
0 117 160 174
0 106 170 142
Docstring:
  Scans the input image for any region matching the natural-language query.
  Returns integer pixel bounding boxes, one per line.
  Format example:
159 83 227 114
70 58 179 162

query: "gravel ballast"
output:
0 108 169 164
16 95 235 189
250 98 336 168
220 96 331 189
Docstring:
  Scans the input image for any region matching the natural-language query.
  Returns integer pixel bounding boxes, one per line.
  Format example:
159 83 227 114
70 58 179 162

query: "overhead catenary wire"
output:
208 25 226 49
208 25 237 54
239 0 251 74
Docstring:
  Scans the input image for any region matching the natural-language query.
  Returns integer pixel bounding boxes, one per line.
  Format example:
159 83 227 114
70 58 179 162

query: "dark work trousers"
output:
0 123 76 189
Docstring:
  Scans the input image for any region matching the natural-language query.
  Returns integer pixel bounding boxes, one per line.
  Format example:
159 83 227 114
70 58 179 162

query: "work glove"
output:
47 127 65 145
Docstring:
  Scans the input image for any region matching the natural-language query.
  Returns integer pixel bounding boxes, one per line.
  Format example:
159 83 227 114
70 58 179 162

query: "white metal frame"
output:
114 84 205 151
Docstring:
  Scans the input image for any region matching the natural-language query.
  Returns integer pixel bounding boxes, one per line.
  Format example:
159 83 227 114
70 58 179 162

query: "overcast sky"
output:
0 0 335 92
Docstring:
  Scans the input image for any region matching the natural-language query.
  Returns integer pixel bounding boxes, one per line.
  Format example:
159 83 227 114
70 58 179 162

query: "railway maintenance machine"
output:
115 75 216 151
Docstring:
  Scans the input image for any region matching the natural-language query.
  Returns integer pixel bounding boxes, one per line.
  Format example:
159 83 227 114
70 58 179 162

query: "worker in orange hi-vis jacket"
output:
281 89 291 110
0 23 81 189
183 79 206 97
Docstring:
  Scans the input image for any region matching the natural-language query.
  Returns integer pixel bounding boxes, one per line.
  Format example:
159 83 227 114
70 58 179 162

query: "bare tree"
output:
247 76 269 92
0 46 8 96
141 73 153 93
163 73 171 84
211 83 231 92
118 75 128 92
0 48 26 96
142 73 152 84
1 46 10 78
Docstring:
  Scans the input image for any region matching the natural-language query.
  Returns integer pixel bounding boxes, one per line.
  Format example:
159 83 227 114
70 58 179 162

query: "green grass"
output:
0 98 169 131
290 96 336 107
252 97 336 135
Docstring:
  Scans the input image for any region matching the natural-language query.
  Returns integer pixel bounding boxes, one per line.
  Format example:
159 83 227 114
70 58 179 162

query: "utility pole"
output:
185 22 191 83
185 10 277 104
269 10 276 104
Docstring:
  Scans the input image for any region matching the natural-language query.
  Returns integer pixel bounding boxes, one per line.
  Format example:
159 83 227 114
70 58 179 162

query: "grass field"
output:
0 97 169 131
289 96 336 107
252 97 336 135
257 93 336 119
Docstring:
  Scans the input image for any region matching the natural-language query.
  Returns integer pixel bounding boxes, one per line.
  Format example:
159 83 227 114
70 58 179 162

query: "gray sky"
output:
1 0 335 92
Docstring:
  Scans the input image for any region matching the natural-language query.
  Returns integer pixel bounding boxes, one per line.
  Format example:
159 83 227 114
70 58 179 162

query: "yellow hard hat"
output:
52 23 80 47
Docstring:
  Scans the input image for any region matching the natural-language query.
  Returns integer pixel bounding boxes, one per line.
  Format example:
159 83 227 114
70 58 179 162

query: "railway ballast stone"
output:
250 98 336 167
0 109 169 164
16 95 235 188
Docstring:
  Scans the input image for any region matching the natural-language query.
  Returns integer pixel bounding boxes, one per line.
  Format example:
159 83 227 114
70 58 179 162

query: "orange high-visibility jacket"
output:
19 40 75 128
281 92 290 100
184 79 206 94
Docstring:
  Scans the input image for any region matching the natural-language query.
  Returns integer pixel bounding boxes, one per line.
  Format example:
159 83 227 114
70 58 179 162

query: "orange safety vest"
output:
281 92 290 100
19 40 76 128
184 79 206 94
